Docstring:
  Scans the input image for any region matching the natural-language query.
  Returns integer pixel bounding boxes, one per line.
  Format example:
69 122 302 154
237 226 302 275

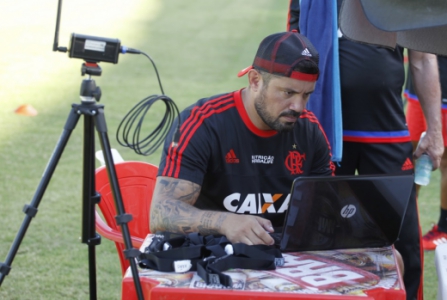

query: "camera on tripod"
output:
0 1 146 298
69 33 121 64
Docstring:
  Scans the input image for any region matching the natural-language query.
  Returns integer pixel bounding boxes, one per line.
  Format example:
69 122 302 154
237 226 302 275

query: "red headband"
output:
237 65 318 82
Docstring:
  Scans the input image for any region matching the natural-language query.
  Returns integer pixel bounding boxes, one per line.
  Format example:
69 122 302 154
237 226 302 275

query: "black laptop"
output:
275 174 414 252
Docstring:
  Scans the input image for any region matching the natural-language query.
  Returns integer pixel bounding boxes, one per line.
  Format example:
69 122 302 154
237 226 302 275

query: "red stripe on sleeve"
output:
173 102 235 178
300 110 335 175
162 93 235 178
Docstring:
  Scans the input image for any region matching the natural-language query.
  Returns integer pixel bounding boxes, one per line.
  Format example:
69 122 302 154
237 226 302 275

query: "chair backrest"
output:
95 161 158 275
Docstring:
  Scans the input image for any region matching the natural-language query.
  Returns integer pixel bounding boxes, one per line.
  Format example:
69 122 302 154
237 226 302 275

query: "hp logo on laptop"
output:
340 204 356 218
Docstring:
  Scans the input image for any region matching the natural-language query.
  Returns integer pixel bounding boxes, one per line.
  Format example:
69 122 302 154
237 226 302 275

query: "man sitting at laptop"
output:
149 31 335 246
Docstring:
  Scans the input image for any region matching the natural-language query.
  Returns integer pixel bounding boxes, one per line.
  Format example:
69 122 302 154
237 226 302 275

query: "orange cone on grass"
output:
14 104 38 116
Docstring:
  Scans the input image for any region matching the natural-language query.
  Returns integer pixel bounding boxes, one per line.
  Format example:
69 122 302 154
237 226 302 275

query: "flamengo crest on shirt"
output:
285 151 306 175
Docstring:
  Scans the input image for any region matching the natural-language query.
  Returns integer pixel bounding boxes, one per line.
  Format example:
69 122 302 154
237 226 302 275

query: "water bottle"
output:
414 132 433 186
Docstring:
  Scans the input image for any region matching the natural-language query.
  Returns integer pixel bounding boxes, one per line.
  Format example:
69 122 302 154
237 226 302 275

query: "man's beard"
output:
254 89 300 132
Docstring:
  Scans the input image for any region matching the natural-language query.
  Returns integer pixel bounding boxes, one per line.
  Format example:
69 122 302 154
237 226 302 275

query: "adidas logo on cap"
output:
301 48 312 57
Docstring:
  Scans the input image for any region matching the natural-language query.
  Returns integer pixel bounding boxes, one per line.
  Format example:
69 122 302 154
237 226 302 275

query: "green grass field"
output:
0 0 441 299
418 170 441 299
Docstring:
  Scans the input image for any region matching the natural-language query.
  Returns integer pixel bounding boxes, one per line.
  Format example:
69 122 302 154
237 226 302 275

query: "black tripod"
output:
0 62 144 300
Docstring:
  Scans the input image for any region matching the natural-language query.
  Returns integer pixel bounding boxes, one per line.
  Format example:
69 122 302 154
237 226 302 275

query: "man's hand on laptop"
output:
221 214 275 246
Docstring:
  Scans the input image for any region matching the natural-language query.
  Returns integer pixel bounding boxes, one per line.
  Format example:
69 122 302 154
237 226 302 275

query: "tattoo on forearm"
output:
181 226 193 234
158 178 200 205
215 213 227 229
197 225 220 235
200 211 215 229
152 177 224 235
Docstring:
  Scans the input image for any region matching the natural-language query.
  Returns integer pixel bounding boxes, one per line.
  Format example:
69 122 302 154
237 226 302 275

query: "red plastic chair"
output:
95 161 158 275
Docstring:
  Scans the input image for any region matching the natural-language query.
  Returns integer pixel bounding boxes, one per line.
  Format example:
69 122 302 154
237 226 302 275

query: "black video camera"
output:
69 33 121 64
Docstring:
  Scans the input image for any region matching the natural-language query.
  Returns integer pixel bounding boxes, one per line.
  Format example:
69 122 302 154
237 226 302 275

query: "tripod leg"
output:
0 107 81 286
94 107 144 300
82 109 101 300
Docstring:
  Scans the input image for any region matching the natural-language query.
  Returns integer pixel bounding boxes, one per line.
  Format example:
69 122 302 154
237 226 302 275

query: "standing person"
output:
287 1 443 300
405 55 447 251
149 31 335 245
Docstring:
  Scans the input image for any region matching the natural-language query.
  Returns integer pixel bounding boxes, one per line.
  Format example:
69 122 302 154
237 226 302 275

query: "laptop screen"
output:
280 174 414 252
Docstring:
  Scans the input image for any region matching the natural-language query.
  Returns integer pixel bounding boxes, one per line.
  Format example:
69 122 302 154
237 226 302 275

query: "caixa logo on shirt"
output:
223 193 290 214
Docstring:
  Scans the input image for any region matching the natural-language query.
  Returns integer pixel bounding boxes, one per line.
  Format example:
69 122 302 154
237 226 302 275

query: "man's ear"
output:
247 69 263 92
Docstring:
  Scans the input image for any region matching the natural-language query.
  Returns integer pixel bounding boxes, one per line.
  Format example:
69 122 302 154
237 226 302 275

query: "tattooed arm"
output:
149 176 275 245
